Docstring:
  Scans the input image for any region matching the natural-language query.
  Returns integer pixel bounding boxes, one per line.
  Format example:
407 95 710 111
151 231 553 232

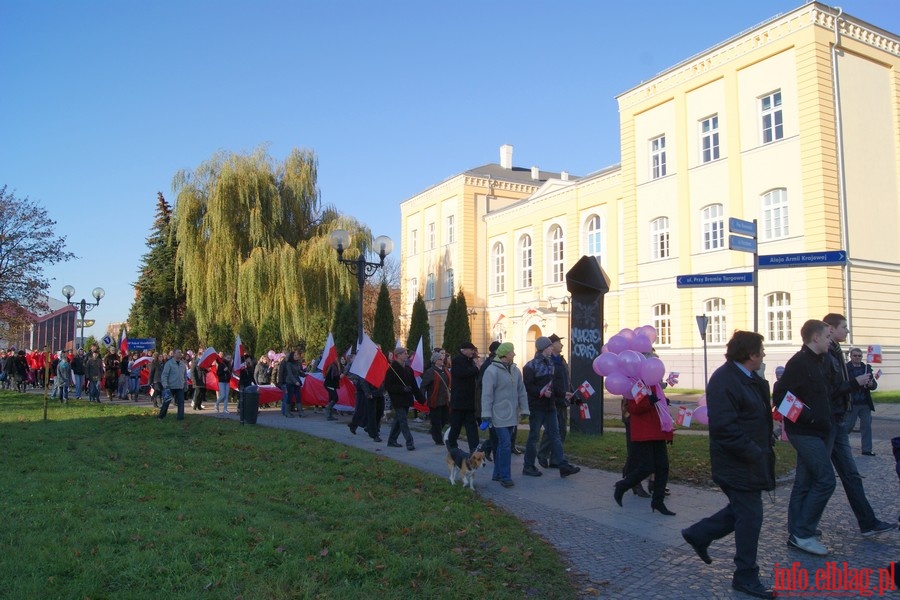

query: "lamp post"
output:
62 285 105 349
328 229 393 349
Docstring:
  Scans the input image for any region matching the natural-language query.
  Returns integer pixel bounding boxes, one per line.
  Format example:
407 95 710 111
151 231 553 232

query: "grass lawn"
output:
0 392 578 599
872 390 900 403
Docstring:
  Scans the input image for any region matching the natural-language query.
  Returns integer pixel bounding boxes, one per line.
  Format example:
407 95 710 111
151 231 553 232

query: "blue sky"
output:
2 0 897 339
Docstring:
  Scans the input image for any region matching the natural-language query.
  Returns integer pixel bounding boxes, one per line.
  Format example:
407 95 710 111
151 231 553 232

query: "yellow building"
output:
400 2 900 389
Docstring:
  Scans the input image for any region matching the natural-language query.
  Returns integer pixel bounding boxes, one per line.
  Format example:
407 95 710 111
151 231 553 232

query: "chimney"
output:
500 144 513 170
531 166 540 180
561 171 569 181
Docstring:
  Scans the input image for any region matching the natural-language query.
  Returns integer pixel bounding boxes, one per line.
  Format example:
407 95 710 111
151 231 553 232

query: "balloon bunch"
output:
592 325 674 432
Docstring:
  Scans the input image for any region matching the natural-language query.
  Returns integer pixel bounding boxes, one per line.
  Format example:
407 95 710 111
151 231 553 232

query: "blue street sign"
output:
758 250 847 269
676 272 755 288
729 235 757 253
128 338 157 351
729 217 757 237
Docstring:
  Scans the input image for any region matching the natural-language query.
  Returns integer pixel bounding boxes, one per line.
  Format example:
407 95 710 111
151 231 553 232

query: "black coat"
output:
450 352 480 410
706 361 775 492
384 360 423 410
773 345 832 440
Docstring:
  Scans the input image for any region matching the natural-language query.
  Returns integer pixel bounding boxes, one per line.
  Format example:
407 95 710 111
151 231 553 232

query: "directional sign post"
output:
758 250 847 269
729 218 758 237
696 315 710 387
729 235 758 253
676 272 754 288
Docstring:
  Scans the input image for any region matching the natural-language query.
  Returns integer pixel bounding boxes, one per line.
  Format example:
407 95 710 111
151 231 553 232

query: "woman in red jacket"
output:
613 390 675 515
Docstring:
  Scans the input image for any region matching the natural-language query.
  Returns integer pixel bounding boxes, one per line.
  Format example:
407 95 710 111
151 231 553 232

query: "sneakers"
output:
861 451 876 456
861 520 896 537
788 534 828 556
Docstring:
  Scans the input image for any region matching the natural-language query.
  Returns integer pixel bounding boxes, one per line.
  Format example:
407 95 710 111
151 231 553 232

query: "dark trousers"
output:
828 416 877 531
429 405 449 444
350 392 369 430
158 388 186 420
538 405 568 461
618 440 669 503
388 404 414 447
366 395 385 439
447 408 479 453
683 487 764 585
192 385 206 409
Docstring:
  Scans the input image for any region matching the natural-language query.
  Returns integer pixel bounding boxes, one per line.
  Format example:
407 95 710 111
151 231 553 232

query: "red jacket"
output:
626 395 673 442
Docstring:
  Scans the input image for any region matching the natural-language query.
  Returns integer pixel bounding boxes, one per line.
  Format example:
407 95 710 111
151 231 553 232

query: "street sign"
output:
695 315 710 340
676 272 754 288
728 235 757 253
729 218 757 237
758 250 847 269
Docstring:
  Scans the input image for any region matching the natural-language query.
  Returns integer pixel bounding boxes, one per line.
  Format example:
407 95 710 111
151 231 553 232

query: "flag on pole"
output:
231 335 245 390
349 333 389 388
319 332 338 374
119 328 128 355
198 347 218 370
410 336 424 377
493 313 506 327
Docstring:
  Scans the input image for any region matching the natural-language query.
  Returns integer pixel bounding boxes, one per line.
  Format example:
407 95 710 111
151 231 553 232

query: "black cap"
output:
488 341 500 353
460 342 477 350
549 334 564 343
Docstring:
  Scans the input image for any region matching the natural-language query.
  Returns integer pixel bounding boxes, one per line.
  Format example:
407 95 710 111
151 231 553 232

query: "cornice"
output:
464 175 540 195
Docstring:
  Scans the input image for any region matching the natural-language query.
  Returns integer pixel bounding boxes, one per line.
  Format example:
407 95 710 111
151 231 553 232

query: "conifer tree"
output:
442 293 460 355
405 293 431 357
371 281 395 356
332 293 359 356
455 289 473 346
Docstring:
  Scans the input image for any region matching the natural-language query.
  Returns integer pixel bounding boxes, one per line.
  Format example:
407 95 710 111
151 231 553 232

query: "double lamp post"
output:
62 285 105 350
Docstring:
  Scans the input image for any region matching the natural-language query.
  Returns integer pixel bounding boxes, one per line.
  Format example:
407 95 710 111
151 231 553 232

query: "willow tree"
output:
172 147 369 344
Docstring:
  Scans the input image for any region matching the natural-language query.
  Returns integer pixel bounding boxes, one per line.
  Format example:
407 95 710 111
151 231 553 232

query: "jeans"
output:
493 426 513 482
538 406 568 462
388 405 414 447
217 382 229 412
828 416 878 531
524 408 565 468
787 433 836 538
89 379 100 402
73 374 84 398
845 404 873 454
286 383 301 411
158 388 185 420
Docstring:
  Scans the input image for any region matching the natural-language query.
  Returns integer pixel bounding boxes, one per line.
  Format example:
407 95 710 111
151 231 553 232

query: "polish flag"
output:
197 347 218 370
349 333 389 388
119 328 128 355
410 336 424 377
230 335 245 390
493 313 506 327
319 332 338 374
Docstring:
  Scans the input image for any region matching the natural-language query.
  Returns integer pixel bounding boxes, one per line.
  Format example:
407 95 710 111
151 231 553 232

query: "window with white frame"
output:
427 222 436 250
407 278 418 302
701 204 724 251
549 225 565 283
650 217 670 260
492 242 505 293
761 189 789 240
425 273 435 300
444 268 454 297
446 215 455 244
760 90 783 144
653 304 671 345
650 135 667 179
519 234 533 289
409 229 418 256
585 215 602 257
700 115 720 163
703 298 727 344
765 292 792 342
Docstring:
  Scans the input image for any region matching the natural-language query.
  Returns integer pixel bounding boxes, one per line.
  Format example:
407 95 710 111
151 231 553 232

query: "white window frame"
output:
444 268 454 298
650 217 670 260
765 292 792 342
585 214 602 257
548 225 565 284
703 298 727 344
761 189 789 240
701 204 724 251
427 222 436 250
425 273 436 301
409 229 418 256
491 242 505 293
407 278 417 303
760 90 783 144
518 234 533 289
700 115 720 163
650 135 667 179
446 214 455 245
653 304 671 346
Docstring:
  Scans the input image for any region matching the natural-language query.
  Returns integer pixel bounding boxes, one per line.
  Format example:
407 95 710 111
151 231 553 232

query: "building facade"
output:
400 3 900 389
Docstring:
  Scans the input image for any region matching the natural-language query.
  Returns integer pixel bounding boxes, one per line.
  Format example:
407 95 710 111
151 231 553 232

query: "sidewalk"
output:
188 400 899 599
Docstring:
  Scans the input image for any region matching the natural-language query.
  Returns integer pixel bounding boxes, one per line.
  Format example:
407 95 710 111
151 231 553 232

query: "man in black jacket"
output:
446 342 482 453
384 348 424 450
681 331 775 599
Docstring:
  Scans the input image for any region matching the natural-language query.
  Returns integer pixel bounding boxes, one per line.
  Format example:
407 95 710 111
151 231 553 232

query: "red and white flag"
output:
197 347 218 370
676 406 693 427
777 391 805 423
578 380 595 400
410 336 424 377
119 328 128 355
349 333 389 388
319 332 338 374
230 335 245 390
493 313 506 327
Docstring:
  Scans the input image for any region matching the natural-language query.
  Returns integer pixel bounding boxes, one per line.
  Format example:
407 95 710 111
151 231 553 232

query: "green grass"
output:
0 393 577 599
872 390 900 403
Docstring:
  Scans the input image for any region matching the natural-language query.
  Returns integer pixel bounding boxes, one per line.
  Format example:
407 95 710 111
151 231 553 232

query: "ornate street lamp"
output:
62 285 105 349
328 229 393 349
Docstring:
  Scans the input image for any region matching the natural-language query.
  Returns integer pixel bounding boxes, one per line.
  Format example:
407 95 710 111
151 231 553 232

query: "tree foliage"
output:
0 186 75 337
171 147 369 346
332 293 358 356
405 293 430 356
442 290 472 355
256 315 282 357
371 281 395 354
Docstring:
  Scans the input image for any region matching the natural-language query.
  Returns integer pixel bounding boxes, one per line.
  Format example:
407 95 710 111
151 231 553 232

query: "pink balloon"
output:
593 352 620 377
640 357 666 384
607 334 629 354
642 325 658 344
618 350 643 379
693 405 709 425
696 393 707 407
622 387 634 400
600 344 609 354
618 328 635 341
631 334 652 354
267 350 276 360
604 372 631 396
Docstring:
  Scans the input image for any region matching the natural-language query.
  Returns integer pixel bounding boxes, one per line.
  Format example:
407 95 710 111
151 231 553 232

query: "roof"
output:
463 162 579 185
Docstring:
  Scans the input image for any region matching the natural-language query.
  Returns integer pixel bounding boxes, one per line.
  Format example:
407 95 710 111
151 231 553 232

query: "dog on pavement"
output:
446 443 486 490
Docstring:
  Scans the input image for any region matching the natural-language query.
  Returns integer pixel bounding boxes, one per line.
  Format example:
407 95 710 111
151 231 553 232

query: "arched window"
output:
653 303 671 345
425 273 436 301
518 234 532 289
492 242 505 293
701 204 724 251
548 225 564 283
585 215 602 257
703 298 726 344
651 217 670 260
765 292 792 342
761 189 789 240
